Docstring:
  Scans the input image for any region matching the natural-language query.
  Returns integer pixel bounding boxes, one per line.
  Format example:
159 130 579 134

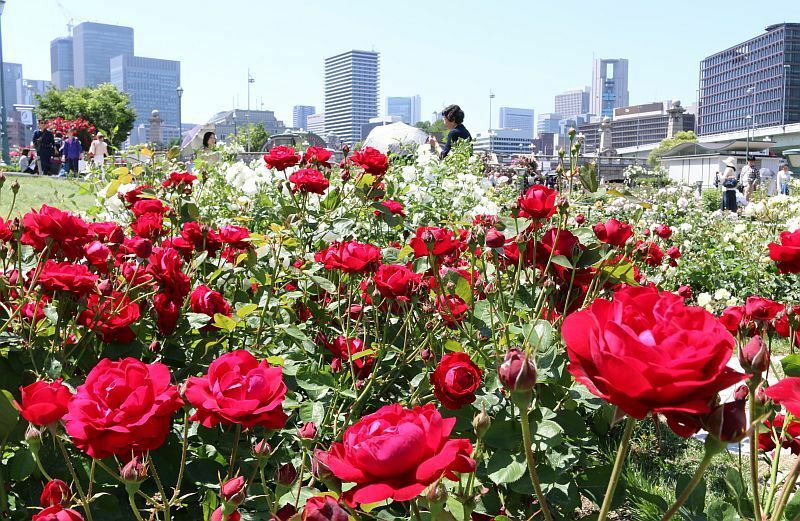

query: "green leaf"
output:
9 448 35 481
299 401 326 425
522 320 553 351
444 340 463 352
549 255 573 269
213 313 239 332
186 312 211 330
706 501 739 521
486 450 526 485
309 275 337 294
781 354 800 378
349 348 375 361
676 473 706 514
785 490 800 520
236 303 259 318
0 390 19 438
599 260 640 286
579 162 599 193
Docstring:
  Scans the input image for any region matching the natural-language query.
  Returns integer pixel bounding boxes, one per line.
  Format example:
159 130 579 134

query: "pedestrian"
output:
88 133 109 170
61 130 83 177
17 148 36 173
741 156 757 200
778 163 792 195
202 131 217 149
31 120 55 176
759 166 777 196
52 132 64 176
720 157 739 212
428 104 472 159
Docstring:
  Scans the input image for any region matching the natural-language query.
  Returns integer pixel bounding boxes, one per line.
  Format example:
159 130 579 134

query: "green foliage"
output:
648 130 698 168
230 123 270 152
415 118 448 137
702 188 722 212
35 84 137 149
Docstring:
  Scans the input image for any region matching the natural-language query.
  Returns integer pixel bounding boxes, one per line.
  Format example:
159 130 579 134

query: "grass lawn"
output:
0 175 97 218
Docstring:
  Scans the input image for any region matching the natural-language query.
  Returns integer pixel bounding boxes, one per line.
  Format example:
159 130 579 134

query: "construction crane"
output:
55 0 75 35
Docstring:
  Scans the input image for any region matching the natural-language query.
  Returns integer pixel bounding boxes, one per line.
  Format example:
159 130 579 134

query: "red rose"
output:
181 222 222 255
769 230 800 274
517 185 558 219
538 227 583 260
303 146 333 166
324 336 374 378
351 147 389 176
16 379 72 426
218 225 251 250
220 475 246 505
84 241 112 272
211 508 241 521
677 285 693 299
719 305 744 332
78 291 141 343
654 224 673 239
324 403 475 505
635 241 664 266
64 358 183 458
315 241 382 273
130 213 165 240
154 293 181 335
667 246 681 259
21 205 90 260
410 226 458 257
436 294 469 326
431 352 482 410
302 496 348 521
758 414 800 454
161 171 197 188
744 296 784 322
593 219 633 247
374 264 420 301
264 146 301 171
184 350 288 429
562 285 746 437
289 168 330 194
40 479 71 508
125 236 153 259
124 185 154 206
147 247 191 301
190 284 231 322
375 199 405 217
38 260 98 296
484 228 505 248
132 199 170 218
32 505 84 521
88 221 124 244
766 377 800 417
0 219 13 241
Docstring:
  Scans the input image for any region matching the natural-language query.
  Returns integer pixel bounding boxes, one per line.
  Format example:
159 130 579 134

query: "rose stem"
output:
148 453 170 521
514 392 554 521
770 451 800 521
659 451 714 521
597 415 636 521
54 432 95 521
228 423 242 477
749 387 763 521
127 492 146 521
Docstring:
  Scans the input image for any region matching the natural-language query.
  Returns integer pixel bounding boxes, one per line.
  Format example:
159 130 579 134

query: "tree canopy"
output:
647 130 698 167
35 84 136 150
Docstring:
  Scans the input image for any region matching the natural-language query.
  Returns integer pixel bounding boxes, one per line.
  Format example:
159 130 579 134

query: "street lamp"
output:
232 110 237 139
0 0 9 166
246 69 254 152
176 86 183 147
745 87 754 160
488 91 495 154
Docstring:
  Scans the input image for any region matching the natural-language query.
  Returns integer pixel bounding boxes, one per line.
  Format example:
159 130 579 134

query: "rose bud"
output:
221 475 246 506
484 228 505 249
342 144 350 156
498 348 537 393
734 384 749 401
40 479 71 508
421 348 433 362
148 340 161 353
276 463 297 486
274 504 297 521
11 180 20 194
330 358 343 373
575 213 585 225
642 228 651 237
739 335 770 373
131 237 153 258
421 229 436 246
677 285 693 299
424 481 448 505
120 457 148 483
253 439 271 459
348 304 363 319
472 406 491 439
755 383 770 406
311 449 336 484
704 400 747 443
298 422 317 440
302 495 349 521
211 507 241 521
340 170 350 182
97 279 113 295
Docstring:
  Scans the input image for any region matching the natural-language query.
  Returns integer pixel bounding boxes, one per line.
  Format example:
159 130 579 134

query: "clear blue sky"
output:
2 0 797 129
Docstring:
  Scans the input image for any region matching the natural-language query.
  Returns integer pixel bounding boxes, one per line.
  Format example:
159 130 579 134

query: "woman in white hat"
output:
720 156 739 212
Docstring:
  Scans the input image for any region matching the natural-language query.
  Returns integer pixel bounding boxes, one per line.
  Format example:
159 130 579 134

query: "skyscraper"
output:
292 105 316 129
110 55 180 144
50 37 74 90
537 113 562 135
591 59 629 118
73 22 134 87
386 95 421 125
554 87 591 119
16 79 51 106
2 63 22 114
698 23 800 135
498 107 535 135
324 50 379 144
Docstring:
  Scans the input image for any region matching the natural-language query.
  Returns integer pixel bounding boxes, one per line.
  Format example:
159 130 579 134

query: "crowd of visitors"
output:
16 123 108 176
718 156 794 212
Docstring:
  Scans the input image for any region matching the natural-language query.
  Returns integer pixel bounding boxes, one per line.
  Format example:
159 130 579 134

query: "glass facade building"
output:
2 63 22 115
537 113 562 135
386 95 421 125
498 107 535 136
591 59 629 118
698 23 800 135
50 37 74 90
292 105 316 130
554 88 591 119
73 22 134 87
324 50 379 145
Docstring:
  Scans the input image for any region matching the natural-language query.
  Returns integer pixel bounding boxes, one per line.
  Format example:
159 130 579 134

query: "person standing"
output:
741 156 757 200
778 163 792 195
759 165 777 196
61 131 83 177
721 157 739 212
88 133 109 170
428 104 472 159
32 121 55 176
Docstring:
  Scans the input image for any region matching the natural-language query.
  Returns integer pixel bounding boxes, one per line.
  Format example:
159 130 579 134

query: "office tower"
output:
50 37 74 89
2 63 22 114
324 50 379 144
498 107 535 135
292 105 316 129
386 95 421 125
537 113 562 135
307 113 325 135
16 79 51 106
555 87 591 119
591 58 629 118
698 23 800 135
73 22 134 87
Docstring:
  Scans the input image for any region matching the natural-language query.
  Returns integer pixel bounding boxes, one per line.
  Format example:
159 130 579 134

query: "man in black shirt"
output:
430 104 472 158
32 121 55 175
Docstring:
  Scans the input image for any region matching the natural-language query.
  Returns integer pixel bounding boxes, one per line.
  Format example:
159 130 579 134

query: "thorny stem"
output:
54 432 95 521
597 415 636 521
514 392 554 521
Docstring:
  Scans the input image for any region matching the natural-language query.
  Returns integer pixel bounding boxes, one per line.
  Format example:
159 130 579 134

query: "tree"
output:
35 84 136 150
231 123 270 152
648 130 698 168
415 119 448 135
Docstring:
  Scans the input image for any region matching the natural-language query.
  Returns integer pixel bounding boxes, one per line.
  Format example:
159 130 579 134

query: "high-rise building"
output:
73 22 134 87
324 50 379 144
698 23 800 135
50 37 74 89
110 55 180 144
555 87 591 119
591 59 629 118
472 128 535 159
292 105 316 130
498 107 535 136
206 109 285 143
307 113 326 136
16 79 51 106
386 95 421 125
537 113 562 135
2 63 22 115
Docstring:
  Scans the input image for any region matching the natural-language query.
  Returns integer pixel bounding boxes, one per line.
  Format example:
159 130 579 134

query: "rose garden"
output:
0 136 799 521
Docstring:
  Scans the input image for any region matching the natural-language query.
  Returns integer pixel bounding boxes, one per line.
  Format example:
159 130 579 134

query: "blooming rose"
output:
161 171 197 188
132 199 170 218
38 260 98 296
666 246 681 259
181 222 221 255
431 352 482 410
325 403 475 505
64 358 183 458
190 284 232 322
32 505 84 521
88 221 124 244
218 225 251 250
374 264 420 301
410 226 459 257
654 224 673 239
765 377 800 417
593 219 633 246
123 185 154 206
78 291 141 343
0 219 13 242
184 350 288 429
769 230 800 274
154 293 181 335
758 414 800 454
264 146 301 171
289 168 330 194
302 496 348 521
636 241 665 266
40 479 71 508
324 336 375 378
350 147 389 176
436 294 469 326
84 241 112 272
147 247 191 301
16 379 72 426
517 185 558 219
130 212 165 240
375 199 405 217
315 241 382 273
719 305 744 332
21 205 90 260
562 285 746 437
744 296 785 322
303 146 333 166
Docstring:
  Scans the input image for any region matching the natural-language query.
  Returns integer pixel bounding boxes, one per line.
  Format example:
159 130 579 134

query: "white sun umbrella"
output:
181 124 215 152
363 122 428 154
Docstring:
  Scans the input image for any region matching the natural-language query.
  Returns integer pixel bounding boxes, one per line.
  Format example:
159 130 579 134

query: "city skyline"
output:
1 0 797 133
